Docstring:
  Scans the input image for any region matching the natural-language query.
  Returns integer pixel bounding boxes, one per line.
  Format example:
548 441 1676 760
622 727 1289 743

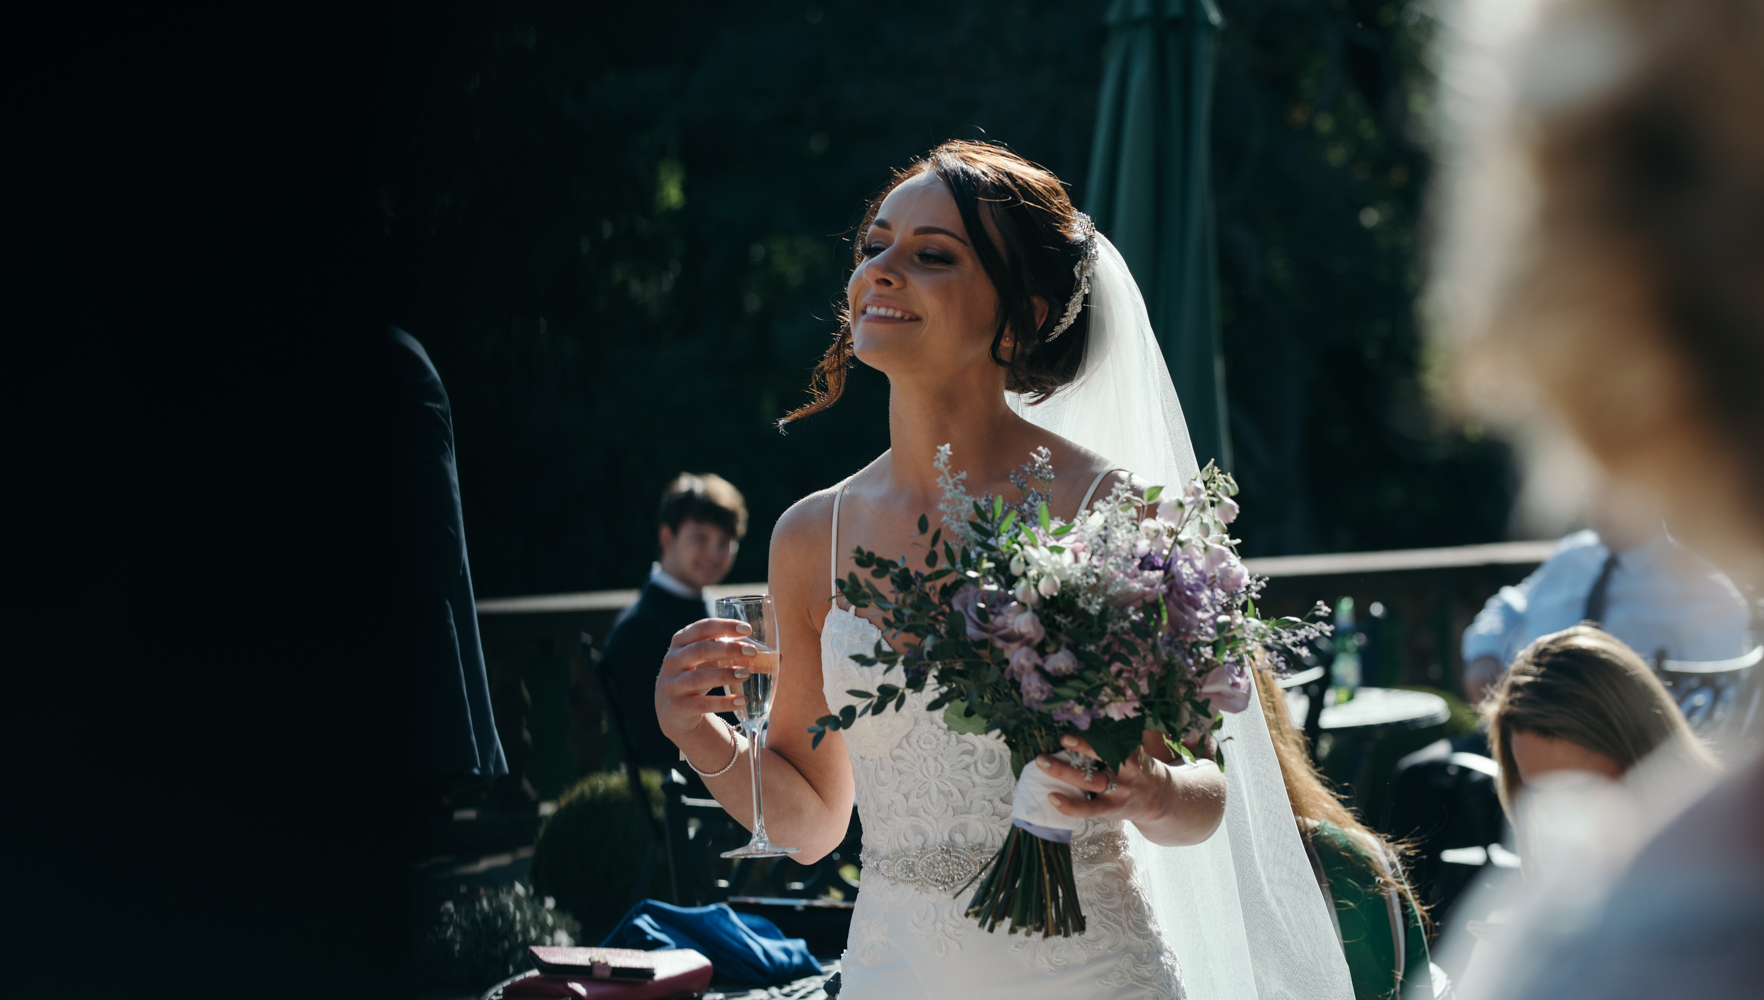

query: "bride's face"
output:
848 172 1007 380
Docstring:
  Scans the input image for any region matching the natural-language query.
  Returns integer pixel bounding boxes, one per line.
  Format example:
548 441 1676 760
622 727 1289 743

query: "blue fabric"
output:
600 900 822 986
1461 529 1750 668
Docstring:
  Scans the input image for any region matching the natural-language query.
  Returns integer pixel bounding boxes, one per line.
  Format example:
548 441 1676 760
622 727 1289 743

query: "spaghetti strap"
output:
1079 467 1126 515
830 479 848 598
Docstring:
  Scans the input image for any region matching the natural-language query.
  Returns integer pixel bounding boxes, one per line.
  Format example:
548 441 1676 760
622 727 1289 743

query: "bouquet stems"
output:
962 825 1086 938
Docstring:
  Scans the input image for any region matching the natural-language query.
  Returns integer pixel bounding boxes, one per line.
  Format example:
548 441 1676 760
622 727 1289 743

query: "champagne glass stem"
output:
746 718 768 842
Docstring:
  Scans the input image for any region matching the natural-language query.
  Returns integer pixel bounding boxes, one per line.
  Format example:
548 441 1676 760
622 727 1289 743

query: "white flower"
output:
1183 480 1207 506
1218 560 1249 593
1204 544 1232 574
1217 497 1240 524
1134 538 1152 558
1014 578 1039 607
1139 518 1162 540
1156 499 1182 524
1037 573 1061 597
1010 554 1027 577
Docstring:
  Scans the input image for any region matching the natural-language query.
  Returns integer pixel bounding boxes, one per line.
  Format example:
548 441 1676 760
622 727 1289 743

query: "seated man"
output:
601 473 746 770
1460 489 1752 705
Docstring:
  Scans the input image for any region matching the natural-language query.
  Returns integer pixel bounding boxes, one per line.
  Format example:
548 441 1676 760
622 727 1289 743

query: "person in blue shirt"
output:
1460 491 1751 705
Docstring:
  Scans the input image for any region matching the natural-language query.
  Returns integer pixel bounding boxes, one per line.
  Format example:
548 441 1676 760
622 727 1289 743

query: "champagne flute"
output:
715 594 799 858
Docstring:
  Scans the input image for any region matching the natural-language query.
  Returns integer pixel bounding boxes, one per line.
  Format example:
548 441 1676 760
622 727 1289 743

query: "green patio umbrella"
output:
1085 0 1232 472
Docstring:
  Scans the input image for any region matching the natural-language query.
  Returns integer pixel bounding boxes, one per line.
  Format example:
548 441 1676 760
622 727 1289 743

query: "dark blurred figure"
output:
1432 0 1764 996
391 327 507 803
601 473 746 770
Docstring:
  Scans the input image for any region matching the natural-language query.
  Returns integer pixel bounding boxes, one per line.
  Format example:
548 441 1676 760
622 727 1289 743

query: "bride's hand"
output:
654 618 759 740
1036 734 1185 827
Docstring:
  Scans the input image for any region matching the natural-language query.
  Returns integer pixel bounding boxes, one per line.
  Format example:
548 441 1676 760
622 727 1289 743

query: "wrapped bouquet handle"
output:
1010 751 1089 842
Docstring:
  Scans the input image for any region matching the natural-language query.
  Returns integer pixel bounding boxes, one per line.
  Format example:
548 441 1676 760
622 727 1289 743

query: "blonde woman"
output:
1483 625 1718 823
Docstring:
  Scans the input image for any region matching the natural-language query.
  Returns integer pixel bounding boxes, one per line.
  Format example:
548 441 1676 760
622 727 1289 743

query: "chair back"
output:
1655 645 1763 741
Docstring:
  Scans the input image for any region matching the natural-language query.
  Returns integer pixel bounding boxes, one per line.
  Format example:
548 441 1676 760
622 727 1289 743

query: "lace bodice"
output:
820 604 1120 857
818 479 1182 998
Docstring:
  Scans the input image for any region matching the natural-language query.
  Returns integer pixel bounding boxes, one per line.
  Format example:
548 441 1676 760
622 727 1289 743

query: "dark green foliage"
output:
1211 0 1515 554
414 881 581 992
382 1 1107 598
380 0 1516 600
529 771 668 942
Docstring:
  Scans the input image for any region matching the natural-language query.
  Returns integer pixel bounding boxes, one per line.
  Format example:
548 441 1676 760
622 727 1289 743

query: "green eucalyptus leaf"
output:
846 689 874 699
918 513 930 534
1143 485 1164 504
1037 502 1051 532
942 701 989 736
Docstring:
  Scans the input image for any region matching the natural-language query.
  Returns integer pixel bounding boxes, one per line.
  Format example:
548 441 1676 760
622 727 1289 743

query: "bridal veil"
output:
1007 236 1355 1000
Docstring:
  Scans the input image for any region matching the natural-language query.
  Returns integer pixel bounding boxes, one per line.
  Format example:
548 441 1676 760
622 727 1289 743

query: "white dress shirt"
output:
650 562 715 618
1462 530 1752 667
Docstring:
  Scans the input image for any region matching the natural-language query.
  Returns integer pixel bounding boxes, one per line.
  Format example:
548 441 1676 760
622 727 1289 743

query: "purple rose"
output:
954 585 1023 646
953 584 992 643
1198 659 1252 715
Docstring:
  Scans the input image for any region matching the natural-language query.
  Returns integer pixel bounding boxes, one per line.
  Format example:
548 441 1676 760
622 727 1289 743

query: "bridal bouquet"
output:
810 446 1329 938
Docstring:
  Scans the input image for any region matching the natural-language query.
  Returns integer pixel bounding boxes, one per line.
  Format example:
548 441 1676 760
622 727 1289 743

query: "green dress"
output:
1304 820 1433 1000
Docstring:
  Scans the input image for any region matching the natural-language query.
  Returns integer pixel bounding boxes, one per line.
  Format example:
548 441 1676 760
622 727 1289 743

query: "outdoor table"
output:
1278 678 1452 816
1283 685 1451 736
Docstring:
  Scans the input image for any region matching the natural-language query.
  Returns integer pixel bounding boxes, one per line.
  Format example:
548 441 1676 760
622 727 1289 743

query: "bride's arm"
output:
654 494 856 863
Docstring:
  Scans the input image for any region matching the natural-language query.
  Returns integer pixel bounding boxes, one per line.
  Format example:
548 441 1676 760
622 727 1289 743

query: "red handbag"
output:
500 948 714 1000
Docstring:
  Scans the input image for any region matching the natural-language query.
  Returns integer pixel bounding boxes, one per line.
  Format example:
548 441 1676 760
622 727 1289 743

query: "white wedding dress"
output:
822 479 1185 1000
808 233 1353 1000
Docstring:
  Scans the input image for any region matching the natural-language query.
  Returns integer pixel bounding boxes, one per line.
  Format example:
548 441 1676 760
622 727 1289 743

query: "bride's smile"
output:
847 171 1016 377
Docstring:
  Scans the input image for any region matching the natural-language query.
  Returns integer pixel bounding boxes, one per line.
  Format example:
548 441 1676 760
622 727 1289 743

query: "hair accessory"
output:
1046 213 1100 342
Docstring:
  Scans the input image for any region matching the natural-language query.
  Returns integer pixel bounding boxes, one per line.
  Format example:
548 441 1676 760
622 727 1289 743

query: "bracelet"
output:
683 717 743 778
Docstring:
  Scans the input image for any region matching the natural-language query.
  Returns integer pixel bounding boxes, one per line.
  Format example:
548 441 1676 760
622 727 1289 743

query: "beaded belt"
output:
862 831 1130 894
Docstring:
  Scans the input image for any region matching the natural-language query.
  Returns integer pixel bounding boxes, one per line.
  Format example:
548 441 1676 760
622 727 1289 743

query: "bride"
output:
655 141 1353 999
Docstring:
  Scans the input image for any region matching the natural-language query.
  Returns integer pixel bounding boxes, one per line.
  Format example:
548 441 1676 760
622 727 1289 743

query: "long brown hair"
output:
779 140 1094 428
1483 624 1716 817
1255 664 1421 920
1257 665 1386 845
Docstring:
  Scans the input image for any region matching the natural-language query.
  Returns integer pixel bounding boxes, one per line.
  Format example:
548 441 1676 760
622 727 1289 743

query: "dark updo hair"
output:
779 140 1093 428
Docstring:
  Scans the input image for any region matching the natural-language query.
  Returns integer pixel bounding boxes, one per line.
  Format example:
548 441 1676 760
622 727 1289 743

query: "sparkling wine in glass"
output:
715 594 798 859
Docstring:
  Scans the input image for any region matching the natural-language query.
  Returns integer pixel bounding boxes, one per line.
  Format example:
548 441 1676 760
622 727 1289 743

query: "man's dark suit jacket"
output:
601 580 713 769
391 327 507 784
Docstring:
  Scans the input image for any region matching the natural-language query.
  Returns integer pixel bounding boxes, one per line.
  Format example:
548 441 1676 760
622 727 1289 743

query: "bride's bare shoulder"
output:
772 486 839 562
1031 432 1135 510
